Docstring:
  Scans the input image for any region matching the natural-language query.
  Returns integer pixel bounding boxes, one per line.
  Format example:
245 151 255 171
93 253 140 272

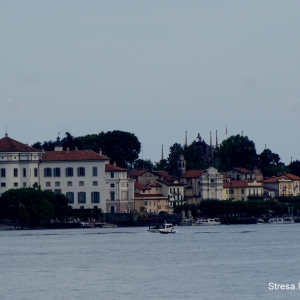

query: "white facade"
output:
40 159 107 211
0 136 133 213
199 167 223 200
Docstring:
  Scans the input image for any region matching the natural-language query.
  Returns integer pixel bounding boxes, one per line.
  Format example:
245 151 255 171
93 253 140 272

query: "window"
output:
78 192 86 203
1 183 6 187
23 168 26 177
46 182 51 187
111 172 114 178
14 168 18 178
53 168 61 177
34 168 38 177
66 192 74 204
44 168 52 177
80 206 84 209
93 167 97 177
91 192 100 203
66 167 73 177
144 201 148 206
79 181 84 186
14 182 18 187
77 167 85 177
23 182 26 187
0 168 5 178
54 189 61 194
67 181 72 186
230 189 234 194
110 183 115 188
55 182 60 187
242 189 244 194
110 192 115 201
93 181 98 186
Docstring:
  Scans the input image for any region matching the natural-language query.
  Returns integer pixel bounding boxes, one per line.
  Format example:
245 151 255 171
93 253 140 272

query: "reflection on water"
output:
1 224 300 300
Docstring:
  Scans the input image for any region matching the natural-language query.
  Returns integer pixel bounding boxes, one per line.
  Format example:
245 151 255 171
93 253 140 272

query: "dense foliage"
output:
0 187 72 226
32 130 141 168
218 135 257 171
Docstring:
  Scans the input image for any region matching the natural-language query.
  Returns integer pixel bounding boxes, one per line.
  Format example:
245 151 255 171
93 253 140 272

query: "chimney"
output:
113 161 116 166
75 147 78 151
66 147 69 153
99 148 102 155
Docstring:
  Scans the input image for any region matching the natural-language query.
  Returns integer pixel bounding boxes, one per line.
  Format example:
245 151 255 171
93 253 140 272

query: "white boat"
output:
257 218 265 224
158 222 176 234
197 218 221 226
147 223 166 233
268 217 294 224
179 218 192 226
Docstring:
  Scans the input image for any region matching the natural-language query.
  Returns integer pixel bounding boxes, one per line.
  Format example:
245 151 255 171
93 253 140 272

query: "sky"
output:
1 0 300 165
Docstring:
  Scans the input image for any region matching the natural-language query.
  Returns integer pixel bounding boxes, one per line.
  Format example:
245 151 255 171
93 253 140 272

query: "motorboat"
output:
147 223 166 233
197 218 221 226
268 217 294 224
179 218 192 226
256 218 265 224
158 222 176 234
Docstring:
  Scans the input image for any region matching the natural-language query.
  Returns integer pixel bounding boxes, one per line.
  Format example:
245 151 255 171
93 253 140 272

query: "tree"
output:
257 148 286 177
0 187 54 226
100 130 141 167
218 135 257 171
288 160 300 177
133 159 154 170
32 130 141 168
42 190 72 219
167 143 183 175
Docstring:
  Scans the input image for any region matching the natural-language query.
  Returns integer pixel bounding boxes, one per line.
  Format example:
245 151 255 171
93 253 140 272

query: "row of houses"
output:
0 135 299 214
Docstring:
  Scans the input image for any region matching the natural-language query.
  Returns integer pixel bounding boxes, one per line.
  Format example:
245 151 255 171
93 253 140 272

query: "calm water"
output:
1 224 300 300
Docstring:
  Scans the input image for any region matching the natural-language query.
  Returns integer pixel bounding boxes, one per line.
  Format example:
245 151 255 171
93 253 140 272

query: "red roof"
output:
148 183 162 187
180 170 204 178
262 176 291 183
128 170 148 177
284 173 300 180
105 164 126 171
0 136 41 152
42 150 109 161
232 167 254 174
223 181 249 188
134 182 151 190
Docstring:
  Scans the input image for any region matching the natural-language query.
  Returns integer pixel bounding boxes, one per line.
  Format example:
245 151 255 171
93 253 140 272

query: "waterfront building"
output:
133 182 168 213
0 135 133 213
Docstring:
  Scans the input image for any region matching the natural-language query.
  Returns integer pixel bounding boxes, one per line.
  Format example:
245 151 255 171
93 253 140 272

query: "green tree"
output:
101 131 141 167
42 190 72 219
133 159 154 170
288 160 300 177
167 143 183 175
218 135 257 171
257 148 286 177
0 187 54 226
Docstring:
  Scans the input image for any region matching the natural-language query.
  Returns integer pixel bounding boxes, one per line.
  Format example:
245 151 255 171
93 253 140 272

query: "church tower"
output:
177 155 186 176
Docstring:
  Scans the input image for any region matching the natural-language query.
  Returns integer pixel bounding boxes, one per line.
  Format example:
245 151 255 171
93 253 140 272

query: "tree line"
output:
32 131 300 177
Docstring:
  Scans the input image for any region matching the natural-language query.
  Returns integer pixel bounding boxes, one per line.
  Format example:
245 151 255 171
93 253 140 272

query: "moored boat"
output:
197 218 221 226
268 217 294 224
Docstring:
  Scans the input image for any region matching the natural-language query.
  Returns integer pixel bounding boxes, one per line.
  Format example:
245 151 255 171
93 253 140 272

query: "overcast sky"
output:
1 1 300 165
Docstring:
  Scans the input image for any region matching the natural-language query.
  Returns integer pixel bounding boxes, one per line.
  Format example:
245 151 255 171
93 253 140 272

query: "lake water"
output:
1 224 300 300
